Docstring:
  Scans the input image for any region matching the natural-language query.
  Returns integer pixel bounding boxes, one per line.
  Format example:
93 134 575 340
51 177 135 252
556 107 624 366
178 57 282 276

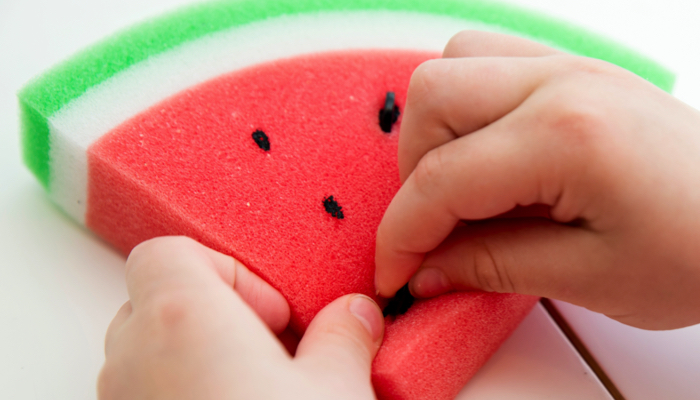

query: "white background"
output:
1 0 699 399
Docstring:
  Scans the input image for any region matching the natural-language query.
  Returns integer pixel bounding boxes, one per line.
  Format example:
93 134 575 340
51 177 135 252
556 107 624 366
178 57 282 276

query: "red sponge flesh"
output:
86 50 538 398
87 50 433 331
373 292 538 400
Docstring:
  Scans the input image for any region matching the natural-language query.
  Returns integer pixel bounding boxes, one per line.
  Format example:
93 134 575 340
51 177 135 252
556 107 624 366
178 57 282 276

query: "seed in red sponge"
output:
84 50 537 399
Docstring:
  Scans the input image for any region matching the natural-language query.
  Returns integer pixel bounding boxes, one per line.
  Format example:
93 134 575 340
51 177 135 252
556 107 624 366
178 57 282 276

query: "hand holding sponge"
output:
19 1 672 398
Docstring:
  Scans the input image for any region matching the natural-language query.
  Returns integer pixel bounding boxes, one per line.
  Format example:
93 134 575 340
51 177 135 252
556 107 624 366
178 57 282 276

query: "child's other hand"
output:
98 237 383 400
375 31 700 330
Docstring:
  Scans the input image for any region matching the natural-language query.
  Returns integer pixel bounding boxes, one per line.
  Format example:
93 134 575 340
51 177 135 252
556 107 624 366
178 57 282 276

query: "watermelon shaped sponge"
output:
18 1 674 399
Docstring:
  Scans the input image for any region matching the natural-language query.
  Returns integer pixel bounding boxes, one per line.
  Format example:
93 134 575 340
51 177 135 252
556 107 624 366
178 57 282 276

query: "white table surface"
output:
0 0 698 399
508 2 700 399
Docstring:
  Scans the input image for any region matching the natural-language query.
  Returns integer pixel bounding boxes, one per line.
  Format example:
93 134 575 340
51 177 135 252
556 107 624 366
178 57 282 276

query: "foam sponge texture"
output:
88 50 428 329
18 1 676 398
19 0 675 190
87 49 538 399
373 292 538 400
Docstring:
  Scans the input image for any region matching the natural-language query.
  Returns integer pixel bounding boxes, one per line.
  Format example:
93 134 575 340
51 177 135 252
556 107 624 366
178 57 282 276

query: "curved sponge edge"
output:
373 292 539 400
18 0 675 190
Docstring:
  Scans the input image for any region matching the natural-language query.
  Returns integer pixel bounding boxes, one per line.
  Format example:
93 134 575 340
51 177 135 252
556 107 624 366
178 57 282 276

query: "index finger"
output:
376 56 566 297
398 32 560 183
398 56 555 183
442 30 562 59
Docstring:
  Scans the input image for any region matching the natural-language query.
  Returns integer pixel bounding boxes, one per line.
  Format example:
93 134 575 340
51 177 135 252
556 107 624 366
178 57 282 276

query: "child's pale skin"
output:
98 236 384 400
99 31 700 398
376 30 700 330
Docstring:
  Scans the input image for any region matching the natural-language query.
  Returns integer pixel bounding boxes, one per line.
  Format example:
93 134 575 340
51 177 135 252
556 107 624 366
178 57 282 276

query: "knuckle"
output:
472 242 514 293
443 30 481 56
543 90 610 153
407 59 443 106
147 292 197 331
412 147 448 198
561 55 618 76
551 104 604 143
136 293 206 350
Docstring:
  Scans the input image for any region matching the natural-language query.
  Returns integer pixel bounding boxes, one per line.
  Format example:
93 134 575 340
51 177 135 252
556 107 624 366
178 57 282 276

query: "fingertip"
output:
375 224 410 297
260 291 291 335
373 228 396 298
295 294 385 378
373 266 394 299
349 295 384 344
373 260 400 299
374 235 432 298
409 268 452 298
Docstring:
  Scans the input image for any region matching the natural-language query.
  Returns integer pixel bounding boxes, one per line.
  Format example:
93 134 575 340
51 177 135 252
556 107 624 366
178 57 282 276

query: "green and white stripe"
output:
19 0 675 225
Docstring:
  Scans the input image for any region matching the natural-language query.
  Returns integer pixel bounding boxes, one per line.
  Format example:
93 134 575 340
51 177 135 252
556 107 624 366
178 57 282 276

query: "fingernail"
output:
410 268 451 298
349 295 383 342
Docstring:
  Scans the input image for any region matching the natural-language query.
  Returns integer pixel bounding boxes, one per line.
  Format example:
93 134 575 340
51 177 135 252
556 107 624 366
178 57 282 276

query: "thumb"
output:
294 294 384 395
409 218 610 304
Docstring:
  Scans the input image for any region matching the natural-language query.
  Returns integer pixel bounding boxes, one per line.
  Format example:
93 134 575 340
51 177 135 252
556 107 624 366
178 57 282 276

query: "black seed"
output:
323 196 344 219
379 91 400 133
252 130 270 151
383 284 415 317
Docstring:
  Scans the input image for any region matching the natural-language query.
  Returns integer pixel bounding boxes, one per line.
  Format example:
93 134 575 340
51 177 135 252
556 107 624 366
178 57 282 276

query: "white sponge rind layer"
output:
46 10 523 224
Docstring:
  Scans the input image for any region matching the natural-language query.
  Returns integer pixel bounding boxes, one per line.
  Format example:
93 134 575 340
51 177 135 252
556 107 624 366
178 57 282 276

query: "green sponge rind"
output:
19 100 51 189
18 0 675 188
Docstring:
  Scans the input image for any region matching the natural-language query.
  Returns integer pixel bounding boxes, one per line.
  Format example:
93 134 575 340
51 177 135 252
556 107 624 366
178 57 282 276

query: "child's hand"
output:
98 237 383 400
375 31 700 330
